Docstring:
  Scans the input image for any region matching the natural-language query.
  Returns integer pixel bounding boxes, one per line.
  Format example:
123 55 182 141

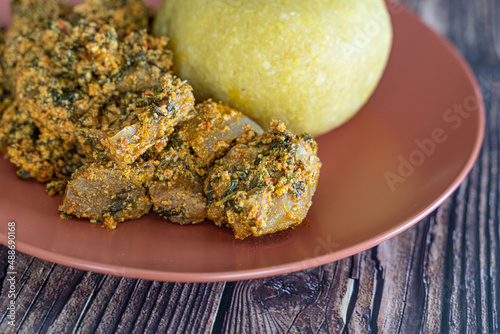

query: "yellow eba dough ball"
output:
153 0 392 136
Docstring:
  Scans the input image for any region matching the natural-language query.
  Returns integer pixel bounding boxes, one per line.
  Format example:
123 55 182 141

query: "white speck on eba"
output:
263 61 271 70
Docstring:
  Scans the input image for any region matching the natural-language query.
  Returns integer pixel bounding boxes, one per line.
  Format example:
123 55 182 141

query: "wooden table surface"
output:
1 0 499 333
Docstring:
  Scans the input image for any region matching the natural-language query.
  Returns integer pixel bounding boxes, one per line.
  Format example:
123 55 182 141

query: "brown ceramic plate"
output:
0 3 485 282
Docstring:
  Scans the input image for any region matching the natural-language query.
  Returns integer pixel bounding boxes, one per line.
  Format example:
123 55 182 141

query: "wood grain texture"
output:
1 0 500 333
0 247 225 333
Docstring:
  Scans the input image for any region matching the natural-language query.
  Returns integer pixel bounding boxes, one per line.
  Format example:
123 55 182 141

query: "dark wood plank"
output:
377 217 427 333
218 262 347 333
346 252 377 333
420 203 449 334
48 271 106 333
0 248 225 333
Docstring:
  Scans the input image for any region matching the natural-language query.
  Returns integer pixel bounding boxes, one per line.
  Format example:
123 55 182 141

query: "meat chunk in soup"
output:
60 161 154 229
205 121 321 239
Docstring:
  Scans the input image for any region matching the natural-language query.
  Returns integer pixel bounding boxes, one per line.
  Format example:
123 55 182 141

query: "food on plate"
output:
153 0 393 136
149 100 263 225
205 121 321 239
101 76 195 166
0 0 172 194
60 161 154 229
0 0 322 238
